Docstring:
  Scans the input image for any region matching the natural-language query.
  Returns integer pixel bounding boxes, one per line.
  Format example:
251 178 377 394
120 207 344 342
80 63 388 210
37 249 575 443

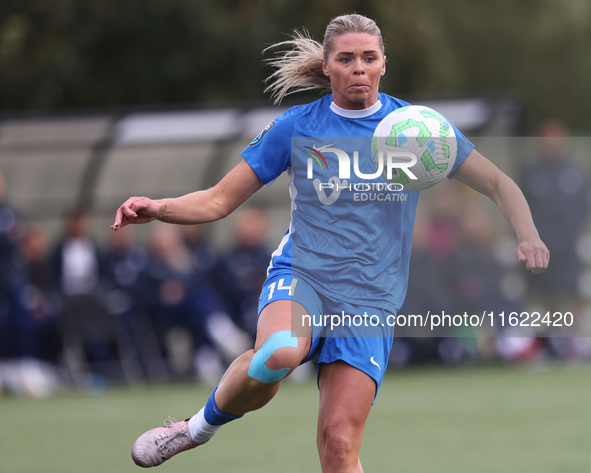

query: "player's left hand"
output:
515 237 550 273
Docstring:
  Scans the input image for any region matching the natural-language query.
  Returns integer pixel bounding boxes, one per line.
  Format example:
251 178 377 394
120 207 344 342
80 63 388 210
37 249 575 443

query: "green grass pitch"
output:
1 364 590 472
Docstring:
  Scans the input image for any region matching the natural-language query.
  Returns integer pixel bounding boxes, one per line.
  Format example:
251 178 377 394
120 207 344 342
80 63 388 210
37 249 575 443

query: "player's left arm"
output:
452 149 550 273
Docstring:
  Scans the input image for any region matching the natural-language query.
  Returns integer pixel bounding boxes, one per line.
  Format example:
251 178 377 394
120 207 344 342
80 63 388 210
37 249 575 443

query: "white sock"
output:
188 408 223 445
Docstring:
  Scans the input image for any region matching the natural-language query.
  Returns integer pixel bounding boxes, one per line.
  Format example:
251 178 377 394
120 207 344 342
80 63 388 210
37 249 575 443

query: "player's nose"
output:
353 58 366 75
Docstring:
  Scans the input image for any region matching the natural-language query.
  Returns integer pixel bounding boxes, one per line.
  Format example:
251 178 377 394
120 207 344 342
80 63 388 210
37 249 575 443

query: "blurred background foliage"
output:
0 0 590 133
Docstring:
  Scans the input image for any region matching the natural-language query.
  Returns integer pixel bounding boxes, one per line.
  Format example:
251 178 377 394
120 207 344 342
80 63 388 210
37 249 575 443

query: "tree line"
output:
1 0 589 133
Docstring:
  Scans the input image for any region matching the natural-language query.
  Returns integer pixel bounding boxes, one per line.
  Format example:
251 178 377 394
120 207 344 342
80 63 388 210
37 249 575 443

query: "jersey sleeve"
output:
241 110 295 186
448 125 475 176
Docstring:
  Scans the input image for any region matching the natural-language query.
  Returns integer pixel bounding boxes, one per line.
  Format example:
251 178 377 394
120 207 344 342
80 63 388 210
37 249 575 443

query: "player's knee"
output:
318 423 358 468
248 331 299 383
318 411 366 469
264 345 300 371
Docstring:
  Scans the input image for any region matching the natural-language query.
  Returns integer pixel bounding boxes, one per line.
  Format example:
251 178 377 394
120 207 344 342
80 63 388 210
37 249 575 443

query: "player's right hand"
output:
111 196 161 230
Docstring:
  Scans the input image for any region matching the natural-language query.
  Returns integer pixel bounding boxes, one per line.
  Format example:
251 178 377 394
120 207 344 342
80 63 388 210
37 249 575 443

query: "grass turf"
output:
1 364 590 472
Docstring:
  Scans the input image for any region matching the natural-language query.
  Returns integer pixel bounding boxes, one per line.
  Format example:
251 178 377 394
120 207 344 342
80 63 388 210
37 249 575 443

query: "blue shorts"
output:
258 272 396 397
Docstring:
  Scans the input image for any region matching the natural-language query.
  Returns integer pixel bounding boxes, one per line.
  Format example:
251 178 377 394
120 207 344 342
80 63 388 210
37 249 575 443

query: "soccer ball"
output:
372 105 458 191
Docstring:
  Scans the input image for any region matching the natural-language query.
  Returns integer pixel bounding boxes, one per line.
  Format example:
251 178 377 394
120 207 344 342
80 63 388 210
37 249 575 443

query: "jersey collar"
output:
329 98 383 119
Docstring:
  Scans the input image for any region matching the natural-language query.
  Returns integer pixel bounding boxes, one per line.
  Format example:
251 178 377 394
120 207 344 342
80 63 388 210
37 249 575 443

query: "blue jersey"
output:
242 93 474 314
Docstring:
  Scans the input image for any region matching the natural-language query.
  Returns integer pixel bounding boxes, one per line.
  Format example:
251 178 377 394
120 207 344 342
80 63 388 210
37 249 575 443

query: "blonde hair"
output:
264 14 385 104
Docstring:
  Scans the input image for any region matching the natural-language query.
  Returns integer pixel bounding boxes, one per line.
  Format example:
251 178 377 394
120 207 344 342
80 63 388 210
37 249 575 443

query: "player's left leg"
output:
316 361 376 473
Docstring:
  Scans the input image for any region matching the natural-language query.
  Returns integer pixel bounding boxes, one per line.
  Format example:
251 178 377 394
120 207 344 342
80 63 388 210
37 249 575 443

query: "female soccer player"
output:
112 14 549 473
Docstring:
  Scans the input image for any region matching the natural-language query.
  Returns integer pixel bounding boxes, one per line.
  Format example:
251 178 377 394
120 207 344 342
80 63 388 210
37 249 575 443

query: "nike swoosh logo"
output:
370 356 381 371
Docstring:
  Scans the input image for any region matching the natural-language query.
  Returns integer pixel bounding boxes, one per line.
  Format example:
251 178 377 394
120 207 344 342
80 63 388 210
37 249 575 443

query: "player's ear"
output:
381 56 386 76
322 58 329 77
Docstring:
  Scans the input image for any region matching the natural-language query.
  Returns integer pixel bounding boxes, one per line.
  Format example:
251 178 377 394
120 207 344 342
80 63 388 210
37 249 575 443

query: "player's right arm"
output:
111 159 263 230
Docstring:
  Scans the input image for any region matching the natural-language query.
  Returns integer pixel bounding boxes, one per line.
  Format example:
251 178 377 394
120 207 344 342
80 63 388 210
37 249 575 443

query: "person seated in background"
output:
141 223 250 384
217 206 272 338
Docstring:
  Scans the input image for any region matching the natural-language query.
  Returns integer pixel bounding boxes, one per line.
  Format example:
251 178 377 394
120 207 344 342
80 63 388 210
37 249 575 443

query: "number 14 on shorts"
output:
267 278 298 300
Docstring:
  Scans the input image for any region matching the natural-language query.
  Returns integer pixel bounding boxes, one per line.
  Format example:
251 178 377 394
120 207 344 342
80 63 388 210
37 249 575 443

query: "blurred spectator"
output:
21 223 62 364
0 172 62 397
416 184 464 316
0 169 29 360
51 208 118 383
142 223 249 384
393 214 446 367
520 120 590 311
452 203 542 362
52 208 107 296
217 206 272 337
103 226 153 381
453 203 521 316
104 225 149 298
394 184 465 367
180 224 221 279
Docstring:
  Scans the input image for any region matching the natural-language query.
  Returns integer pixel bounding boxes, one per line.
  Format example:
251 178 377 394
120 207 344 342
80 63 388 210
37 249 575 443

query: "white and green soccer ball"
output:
372 105 458 191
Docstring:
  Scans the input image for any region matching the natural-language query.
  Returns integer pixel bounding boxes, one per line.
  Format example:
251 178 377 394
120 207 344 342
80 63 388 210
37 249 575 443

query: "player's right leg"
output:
131 293 313 467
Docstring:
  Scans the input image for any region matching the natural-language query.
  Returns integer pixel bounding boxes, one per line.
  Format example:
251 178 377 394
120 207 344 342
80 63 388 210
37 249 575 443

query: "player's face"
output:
322 33 386 110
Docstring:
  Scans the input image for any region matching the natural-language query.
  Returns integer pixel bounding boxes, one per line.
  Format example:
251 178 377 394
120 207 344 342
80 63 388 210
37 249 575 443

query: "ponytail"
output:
263 29 330 105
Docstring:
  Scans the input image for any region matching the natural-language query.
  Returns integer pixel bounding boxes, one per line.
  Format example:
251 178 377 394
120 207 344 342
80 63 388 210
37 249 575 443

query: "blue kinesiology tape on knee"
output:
248 330 298 383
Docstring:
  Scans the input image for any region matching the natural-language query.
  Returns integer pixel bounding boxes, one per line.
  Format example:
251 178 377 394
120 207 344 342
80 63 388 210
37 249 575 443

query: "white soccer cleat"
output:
131 417 198 468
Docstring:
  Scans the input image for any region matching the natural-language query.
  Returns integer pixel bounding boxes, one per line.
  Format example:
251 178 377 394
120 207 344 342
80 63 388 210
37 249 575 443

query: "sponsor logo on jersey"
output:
249 121 276 146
